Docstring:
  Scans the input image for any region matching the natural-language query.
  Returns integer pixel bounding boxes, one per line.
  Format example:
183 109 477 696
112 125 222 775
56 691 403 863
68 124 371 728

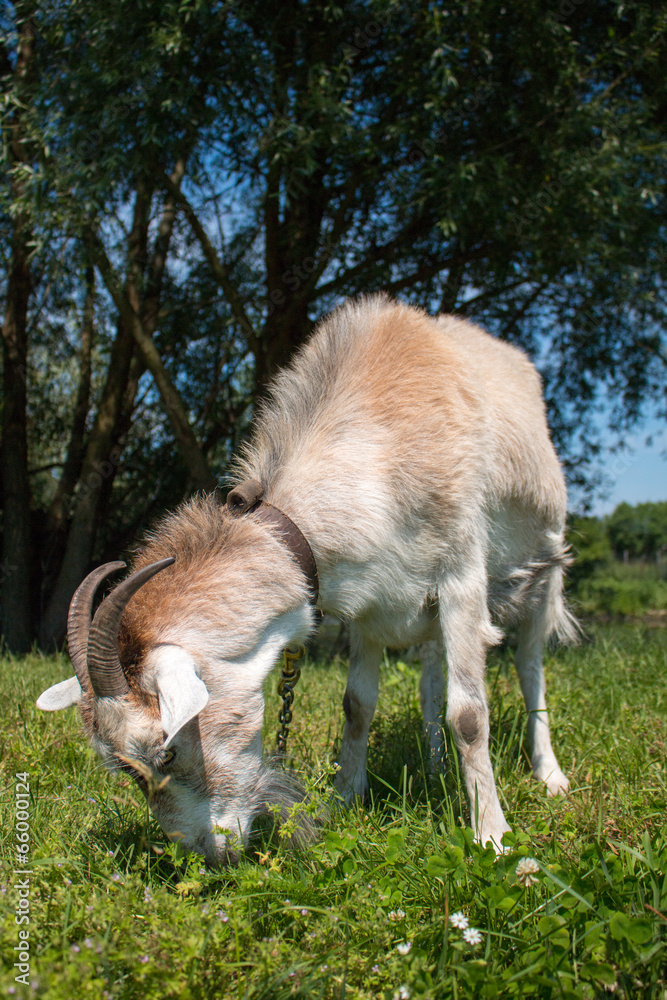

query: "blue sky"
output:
588 415 666 516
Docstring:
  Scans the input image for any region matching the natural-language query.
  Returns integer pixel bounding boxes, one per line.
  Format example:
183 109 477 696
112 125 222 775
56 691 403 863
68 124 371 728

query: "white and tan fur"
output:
38 294 576 861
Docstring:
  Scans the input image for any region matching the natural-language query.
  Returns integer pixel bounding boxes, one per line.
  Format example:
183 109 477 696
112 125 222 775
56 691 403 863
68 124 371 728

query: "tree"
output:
1 0 665 649
607 501 667 561
1 2 37 652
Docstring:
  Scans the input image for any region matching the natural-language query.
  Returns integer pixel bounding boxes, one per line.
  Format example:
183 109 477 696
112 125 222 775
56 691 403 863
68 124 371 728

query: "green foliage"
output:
607 502 667 562
574 562 667 617
1 629 666 998
567 516 613 589
568 502 667 616
2 0 667 648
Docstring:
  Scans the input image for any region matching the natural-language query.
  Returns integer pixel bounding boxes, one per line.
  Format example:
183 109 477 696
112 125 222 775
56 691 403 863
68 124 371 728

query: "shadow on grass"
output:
75 667 537 879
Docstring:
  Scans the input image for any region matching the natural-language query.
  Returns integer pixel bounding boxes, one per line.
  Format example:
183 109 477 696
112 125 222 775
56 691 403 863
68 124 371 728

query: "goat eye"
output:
160 748 176 767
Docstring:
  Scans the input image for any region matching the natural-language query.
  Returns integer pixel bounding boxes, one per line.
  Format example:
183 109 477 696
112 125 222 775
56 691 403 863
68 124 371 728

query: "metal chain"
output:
276 644 304 755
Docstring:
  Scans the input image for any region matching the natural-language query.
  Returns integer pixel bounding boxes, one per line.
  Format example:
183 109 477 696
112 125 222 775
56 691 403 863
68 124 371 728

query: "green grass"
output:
1 626 666 998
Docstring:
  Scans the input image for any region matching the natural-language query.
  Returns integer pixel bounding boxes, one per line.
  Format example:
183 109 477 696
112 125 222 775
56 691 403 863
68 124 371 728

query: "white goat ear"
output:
36 676 82 711
151 646 210 746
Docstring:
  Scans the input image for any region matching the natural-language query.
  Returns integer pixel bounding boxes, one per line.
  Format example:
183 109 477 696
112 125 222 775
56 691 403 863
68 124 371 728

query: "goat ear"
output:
36 676 82 711
150 646 210 746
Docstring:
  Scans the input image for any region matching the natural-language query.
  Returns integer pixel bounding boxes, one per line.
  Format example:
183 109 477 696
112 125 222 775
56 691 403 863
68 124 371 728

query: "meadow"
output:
1 625 665 999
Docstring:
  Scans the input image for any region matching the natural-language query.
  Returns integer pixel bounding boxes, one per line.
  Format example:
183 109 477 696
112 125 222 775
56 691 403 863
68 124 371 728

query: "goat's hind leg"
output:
334 627 382 804
440 562 511 851
514 577 570 796
418 640 446 773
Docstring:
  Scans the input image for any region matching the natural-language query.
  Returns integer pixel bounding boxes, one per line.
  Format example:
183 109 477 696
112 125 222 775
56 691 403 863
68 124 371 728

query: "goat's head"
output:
37 509 314 865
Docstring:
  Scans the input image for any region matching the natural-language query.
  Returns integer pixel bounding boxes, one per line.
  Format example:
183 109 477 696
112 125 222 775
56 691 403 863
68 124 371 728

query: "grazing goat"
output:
38 294 576 863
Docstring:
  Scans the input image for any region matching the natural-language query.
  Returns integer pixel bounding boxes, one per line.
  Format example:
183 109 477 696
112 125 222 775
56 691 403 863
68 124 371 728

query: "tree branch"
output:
157 170 257 349
86 229 217 492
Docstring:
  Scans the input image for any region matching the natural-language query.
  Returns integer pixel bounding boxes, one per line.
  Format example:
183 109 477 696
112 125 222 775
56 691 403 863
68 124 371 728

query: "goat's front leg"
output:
335 627 382 803
440 564 510 851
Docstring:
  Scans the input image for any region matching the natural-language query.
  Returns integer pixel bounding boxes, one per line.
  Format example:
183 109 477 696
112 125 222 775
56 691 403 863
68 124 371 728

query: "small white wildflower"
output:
396 941 412 956
393 986 411 1000
449 911 469 929
388 908 406 921
372 964 380 973
515 857 540 887
301 908 309 916
463 927 483 946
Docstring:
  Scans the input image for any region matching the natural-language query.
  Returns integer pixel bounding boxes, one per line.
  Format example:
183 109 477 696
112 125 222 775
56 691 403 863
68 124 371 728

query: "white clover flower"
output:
515 857 540 887
463 927 483 946
449 911 469 929
388 908 406 921
393 986 411 1000
396 941 412 956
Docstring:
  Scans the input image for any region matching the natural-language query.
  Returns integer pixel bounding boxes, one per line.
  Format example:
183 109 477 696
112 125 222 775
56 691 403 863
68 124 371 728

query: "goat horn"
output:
86 557 175 698
67 561 127 694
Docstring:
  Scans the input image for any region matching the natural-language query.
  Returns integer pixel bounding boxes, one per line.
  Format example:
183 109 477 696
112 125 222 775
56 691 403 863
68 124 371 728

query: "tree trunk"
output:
41 264 95 604
255 297 313 398
38 319 136 648
1 9 36 654
39 165 214 645
38 183 152 648
1 222 33 653
88 218 218 491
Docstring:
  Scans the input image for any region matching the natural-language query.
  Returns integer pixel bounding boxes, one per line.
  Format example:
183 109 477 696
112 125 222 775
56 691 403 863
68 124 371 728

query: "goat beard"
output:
247 759 328 849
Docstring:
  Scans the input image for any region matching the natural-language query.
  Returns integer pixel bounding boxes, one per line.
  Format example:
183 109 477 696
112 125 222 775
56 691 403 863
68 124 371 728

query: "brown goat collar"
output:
225 479 320 605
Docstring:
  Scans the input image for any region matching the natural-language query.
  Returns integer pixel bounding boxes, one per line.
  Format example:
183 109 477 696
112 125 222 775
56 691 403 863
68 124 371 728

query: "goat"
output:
38 294 577 863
